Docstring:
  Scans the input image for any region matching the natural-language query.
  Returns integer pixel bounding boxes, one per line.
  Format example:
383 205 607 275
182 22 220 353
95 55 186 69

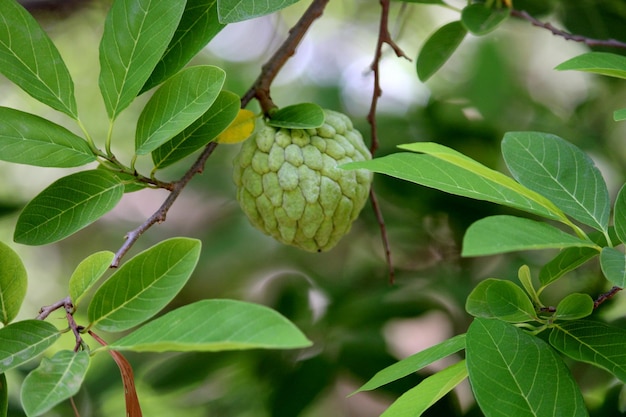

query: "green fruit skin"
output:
233 109 373 252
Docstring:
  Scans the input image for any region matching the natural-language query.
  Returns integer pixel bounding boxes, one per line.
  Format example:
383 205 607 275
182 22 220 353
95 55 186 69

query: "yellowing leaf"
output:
216 109 255 144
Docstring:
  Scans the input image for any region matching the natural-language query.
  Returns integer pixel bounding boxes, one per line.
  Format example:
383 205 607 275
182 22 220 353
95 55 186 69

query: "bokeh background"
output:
3 0 626 415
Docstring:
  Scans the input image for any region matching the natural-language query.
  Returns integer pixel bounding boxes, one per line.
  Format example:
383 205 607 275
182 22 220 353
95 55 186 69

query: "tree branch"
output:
511 9 626 49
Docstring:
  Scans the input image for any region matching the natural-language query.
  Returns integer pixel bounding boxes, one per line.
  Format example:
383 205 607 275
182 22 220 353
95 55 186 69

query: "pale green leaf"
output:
551 320 626 382
14 170 124 245
381 361 467 417
21 350 89 417
142 0 225 92
0 320 60 373
502 132 610 232
135 65 225 155
0 0 77 118
88 238 201 332
615 184 626 244
68 251 114 308
517 265 538 303
108 299 311 352
467 318 588 417
600 247 626 287
217 0 300 23
465 279 536 322
344 143 567 223
354 334 465 394
0 242 27 325
614 108 626 121
554 293 594 321
266 103 325 129
99 0 186 119
151 90 240 169
462 215 597 257
556 52 626 80
416 21 467 82
461 4 510 35
0 107 94 167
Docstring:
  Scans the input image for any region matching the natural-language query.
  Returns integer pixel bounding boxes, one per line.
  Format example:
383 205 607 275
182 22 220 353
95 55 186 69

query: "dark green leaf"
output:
217 0 300 23
0 107 94 167
88 238 201 332
502 132 610 232
615 184 626 244
135 65 226 155
600 247 626 287
0 0 77 118
416 21 467 82
380 361 467 417
21 350 89 417
554 293 594 321
0 241 27 325
108 299 311 352
467 318 588 417
556 52 626 80
539 247 599 287
466 279 536 322
0 373 6 417
151 90 240 169
462 215 597 257
355 334 466 394
69 251 115 308
551 320 626 382
142 0 226 92
461 4 510 35
99 0 186 119
0 320 60 373
266 103 325 129
14 170 124 245
344 143 568 223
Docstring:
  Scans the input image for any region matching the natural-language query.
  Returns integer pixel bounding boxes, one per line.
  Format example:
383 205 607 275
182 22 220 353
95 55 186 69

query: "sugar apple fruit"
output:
233 109 373 252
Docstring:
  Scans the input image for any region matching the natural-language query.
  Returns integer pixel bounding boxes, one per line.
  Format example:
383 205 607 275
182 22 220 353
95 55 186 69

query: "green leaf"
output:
614 108 626 121
88 238 201 332
517 265 539 304
0 373 7 417
539 247 599 287
0 107 94 167
615 184 626 244
21 350 89 417
135 65 226 155
99 0 186 120
266 103 325 129
217 0 300 23
0 320 60 373
550 320 626 382
380 360 468 417
151 90 240 169
416 21 467 82
467 318 588 417
462 215 597 257
465 279 536 322
461 4 510 35
108 299 311 352
142 0 226 92
344 143 568 223
556 52 626 80
68 251 114 308
554 293 594 321
354 334 466 394
600 247 626 287
0 242 27 325
14 170 124 245
0 0 77 118
502 132 610 232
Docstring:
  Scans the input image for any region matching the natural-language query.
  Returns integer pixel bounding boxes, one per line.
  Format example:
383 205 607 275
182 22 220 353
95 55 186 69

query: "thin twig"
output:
37 296 71 320
511 9 626 49
367 0 409 284
241 0 330 111
594 286 622 309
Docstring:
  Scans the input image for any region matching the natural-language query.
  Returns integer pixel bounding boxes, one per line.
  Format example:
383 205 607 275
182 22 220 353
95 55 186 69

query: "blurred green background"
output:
3 0 626 415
